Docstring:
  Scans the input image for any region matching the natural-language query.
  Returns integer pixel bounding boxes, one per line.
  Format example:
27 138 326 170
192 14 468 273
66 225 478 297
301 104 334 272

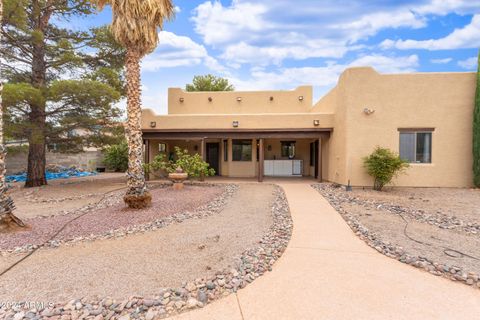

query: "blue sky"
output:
77 0 480 114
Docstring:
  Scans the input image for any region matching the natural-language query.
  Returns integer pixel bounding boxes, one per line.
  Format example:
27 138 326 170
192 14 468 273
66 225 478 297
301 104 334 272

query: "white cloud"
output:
458 57 477 70
381 14 480 50
191 1 480 67
229 54 419 94
191 1 424 66
230 66 343 92
174 6 181 13
333 11 426 42
142 31 227 74
430 58 452 64
192 1 270 45
415 0 480 16
221 41 349 66
348 54 419 73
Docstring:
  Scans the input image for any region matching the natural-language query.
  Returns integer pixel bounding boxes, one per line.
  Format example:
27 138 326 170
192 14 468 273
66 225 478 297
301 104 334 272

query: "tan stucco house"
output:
141 67 476 188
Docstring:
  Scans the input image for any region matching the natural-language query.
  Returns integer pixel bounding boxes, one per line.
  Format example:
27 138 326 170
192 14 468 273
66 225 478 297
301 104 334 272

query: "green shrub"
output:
103 142 128 172
146 146 215 179
363 147 409 191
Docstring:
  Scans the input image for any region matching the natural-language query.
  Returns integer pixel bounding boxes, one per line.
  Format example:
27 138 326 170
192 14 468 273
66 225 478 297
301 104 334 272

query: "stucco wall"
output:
6 150 104 174
142 111 334 131
333 67 476 188
142 67 476 187
168 86 313 114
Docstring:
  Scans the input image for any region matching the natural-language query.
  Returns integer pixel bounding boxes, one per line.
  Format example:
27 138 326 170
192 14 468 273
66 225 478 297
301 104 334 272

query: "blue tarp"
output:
6 169 97 183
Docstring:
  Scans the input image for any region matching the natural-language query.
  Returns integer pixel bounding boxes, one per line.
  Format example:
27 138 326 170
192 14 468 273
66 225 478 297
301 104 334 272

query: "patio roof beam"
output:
142 130 331 140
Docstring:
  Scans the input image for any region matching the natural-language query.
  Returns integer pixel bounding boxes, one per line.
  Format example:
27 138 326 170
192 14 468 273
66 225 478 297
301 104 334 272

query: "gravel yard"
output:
347 186 480 225
0 183 292 320
0 184 224 252
9 173 127 219
313 183 480 289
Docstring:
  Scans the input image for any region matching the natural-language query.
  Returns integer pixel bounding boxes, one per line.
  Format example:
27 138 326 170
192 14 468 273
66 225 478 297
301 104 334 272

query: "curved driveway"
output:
171 182 480 320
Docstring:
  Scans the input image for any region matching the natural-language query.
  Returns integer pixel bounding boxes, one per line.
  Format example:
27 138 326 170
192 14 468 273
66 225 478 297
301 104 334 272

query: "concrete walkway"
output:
171 183 480 320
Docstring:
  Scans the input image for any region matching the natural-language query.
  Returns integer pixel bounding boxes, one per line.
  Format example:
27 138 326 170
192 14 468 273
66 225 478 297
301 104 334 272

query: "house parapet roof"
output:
167 86 314 115
141 109 334 131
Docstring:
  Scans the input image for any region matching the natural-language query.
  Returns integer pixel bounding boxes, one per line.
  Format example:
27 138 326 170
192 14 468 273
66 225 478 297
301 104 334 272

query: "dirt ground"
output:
9 173 127 219
343 202 480 274
0 184 275 302
328 186 480 275
0 184 224 251
350 187 480 224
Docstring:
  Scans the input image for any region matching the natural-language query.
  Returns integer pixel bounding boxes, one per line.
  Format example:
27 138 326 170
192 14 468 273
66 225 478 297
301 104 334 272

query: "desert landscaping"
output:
314 183 480 288
2 0 480 319
0 175 292 319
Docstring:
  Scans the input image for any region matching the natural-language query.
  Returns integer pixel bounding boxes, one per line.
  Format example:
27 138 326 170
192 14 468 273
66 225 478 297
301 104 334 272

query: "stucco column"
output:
317 137 322 182
258 138 264 182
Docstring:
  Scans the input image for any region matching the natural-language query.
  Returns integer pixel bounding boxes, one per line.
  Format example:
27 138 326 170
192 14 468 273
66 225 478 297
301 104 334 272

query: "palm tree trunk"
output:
0 0 25 230
123 48 151 209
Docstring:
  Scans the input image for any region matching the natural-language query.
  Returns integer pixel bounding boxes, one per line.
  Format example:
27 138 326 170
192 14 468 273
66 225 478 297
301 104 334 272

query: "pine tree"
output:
0 0 25 230
1 0 125 187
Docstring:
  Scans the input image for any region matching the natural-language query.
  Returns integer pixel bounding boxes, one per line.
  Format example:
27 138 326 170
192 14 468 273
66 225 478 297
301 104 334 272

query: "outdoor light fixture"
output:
363 107 375 115
150 121 156 128
269 96 274 101
232 121 239 128
313 120 320 126
298 96 304 101
237 97 242 102
208 97 213 102
179 97 184 103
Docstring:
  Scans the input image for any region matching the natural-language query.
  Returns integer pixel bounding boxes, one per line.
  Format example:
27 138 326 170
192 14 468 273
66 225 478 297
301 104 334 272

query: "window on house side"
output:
281 141 296 159
399 132 432 163
232 140 252 161
158 143 166 153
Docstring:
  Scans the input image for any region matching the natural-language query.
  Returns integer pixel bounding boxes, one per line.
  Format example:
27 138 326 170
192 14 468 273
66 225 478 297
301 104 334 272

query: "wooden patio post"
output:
200 138 206 161
317 137 322 182
258 138 264 182
144 139 150 181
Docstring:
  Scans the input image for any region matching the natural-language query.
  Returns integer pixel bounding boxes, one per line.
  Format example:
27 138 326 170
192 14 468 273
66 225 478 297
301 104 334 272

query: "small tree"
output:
186 74 234 92
146 147 215 179
363 147 409 191
473 50 480 187
103 142 128 172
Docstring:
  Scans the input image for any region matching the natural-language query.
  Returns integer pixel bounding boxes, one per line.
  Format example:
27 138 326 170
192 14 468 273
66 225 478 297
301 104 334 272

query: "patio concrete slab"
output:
171 182 480 320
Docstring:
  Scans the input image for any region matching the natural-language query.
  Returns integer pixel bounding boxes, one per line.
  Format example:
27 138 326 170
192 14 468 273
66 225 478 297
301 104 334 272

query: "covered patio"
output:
143 129 331 182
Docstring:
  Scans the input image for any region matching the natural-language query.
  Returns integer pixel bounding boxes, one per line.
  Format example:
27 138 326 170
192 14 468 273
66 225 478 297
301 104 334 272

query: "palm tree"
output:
95 0 175 208
0 0 25 230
